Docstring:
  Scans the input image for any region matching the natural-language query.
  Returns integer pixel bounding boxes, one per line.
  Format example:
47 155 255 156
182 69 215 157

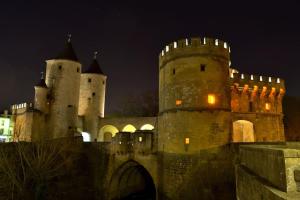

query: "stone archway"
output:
98 125 119 141
108 160 156 200
232 120 255 142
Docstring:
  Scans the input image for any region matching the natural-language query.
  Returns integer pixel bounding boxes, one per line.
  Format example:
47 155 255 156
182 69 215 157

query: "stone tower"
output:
45 38 82 138
34 73 49 113
158 37 232 153
78 52 106 140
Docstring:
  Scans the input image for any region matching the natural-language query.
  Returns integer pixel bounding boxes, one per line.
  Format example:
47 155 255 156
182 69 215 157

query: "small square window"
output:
58 65 62 70
88 78 91 83
173 68 175 75
92 92 96 96
200 64 206 72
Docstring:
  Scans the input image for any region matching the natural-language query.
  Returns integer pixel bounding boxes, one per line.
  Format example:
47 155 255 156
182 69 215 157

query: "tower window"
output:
58 65 62 70
208 94 216 105
92 92 96 96
68 105 72 108
103 81 105 85
176 100 182 106
77 67 80 72
173 68 175 75
88 78 91 83
185 137 190 144
200 64 206 72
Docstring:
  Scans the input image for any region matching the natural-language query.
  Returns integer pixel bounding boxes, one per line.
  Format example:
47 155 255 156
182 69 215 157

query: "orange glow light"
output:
265 103 271 111
176 100 182 106
185 137 190 144
208 94 216 105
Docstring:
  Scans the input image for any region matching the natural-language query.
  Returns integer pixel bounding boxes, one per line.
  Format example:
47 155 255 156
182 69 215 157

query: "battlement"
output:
230 73 285 92
159 37 230 67
11 103 33 114
111 131 154 155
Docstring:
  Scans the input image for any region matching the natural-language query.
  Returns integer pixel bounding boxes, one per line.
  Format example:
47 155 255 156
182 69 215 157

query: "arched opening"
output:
98 125 119 141
140 124 154 131
122 124 136 133
109 160 156 200
233 120 255 142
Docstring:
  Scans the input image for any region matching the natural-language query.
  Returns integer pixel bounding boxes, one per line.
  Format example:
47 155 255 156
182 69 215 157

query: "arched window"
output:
140 124 154 131
232 120 255 142
122 124 136 133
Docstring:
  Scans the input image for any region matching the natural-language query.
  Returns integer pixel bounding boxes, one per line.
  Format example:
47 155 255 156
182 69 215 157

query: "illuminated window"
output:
162 50 164 56
241 74 244 79
203 37 206 44
259 76 263 81
174 41 177 48
200 64 206 72
139 136 142 142
119 141 122 144
185 137 190 144
176 100 182 106
228 47 231 53
208 94 216 105
250 75 254 80
229 60 231 66
265 103 271 111
166 45 169 52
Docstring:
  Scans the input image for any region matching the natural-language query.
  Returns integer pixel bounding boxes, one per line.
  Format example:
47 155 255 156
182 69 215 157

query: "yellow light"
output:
176 100 182 106
185 137 190 144
208 94 216 105
139 136 143 142
265 103 271 111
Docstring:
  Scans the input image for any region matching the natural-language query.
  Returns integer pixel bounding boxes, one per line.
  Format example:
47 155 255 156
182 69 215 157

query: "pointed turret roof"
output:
83 52 104 74
35 72 47 88
54 34 79 62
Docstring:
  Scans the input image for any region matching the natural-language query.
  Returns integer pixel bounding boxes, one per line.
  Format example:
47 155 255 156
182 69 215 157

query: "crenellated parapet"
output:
159 37 231 68
11 103 33 115
230 73 285 113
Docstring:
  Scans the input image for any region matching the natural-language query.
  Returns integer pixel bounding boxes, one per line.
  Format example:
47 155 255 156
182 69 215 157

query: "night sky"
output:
0 1 299 114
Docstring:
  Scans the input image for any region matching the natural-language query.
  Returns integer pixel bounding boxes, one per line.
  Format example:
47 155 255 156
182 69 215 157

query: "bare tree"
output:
0 139 80 200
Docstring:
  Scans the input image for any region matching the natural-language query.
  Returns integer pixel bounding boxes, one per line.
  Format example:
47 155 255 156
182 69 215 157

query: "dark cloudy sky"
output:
0 1 299 113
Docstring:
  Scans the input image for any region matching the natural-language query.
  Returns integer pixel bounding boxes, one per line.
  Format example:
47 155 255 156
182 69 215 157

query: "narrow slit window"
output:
200 64 206 72
58 65 62 70
88 78 92 83
173 68 175 75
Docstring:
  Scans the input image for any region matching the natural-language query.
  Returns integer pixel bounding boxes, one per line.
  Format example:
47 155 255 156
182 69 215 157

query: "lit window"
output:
119 141 122 145
228 47 231 53
203 37 206 44
166 45 169 52
185 137 190 144
224 42 227 49
265 103 271 111
229 61 231 66
241 74 244 79
174 41 177 48
162 50 164 56
277 78 280 83
259 76 263 81
268 77 272 82
215 39 219 46
176 100 182 106
208 94 216 105
185 38 189 46
230 73 234 78
139 136 142 142
251 75 254 80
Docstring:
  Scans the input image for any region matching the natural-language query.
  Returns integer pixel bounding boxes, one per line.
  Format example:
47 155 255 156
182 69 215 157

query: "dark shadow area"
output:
109 160 156 200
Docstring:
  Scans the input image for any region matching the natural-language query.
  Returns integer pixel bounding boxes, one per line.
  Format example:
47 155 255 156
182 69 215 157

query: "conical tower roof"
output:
83 52 104 74
54 35 79 62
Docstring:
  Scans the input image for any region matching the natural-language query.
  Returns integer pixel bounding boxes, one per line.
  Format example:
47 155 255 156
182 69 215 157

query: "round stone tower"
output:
45 38 82 138
158 37 232 153
78 52 106 140
34 73 49 113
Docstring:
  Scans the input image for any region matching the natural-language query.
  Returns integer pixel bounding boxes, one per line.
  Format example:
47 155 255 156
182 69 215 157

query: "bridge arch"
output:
98 125 119 142
232 120 255 142
108 160 156 200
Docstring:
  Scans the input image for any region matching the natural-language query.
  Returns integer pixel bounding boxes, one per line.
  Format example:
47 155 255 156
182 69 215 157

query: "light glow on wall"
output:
208 94 216 105
81 132 91 142
265 103 271 111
